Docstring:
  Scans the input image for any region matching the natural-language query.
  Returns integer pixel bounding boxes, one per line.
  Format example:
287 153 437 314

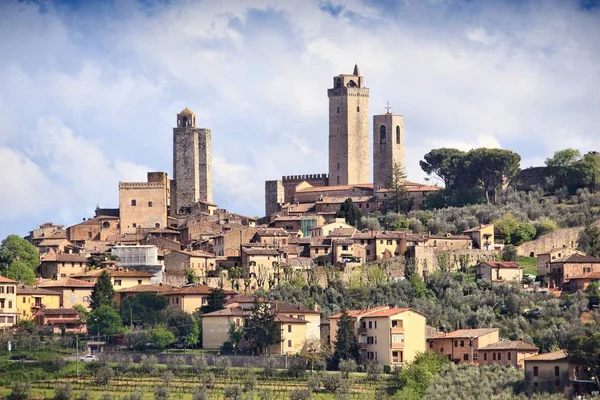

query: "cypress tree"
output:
332 308 361 367
90 270 116 310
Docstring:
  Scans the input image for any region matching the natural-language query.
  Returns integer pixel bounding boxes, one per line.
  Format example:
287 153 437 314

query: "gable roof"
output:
361 308 426 318
479 261 521 269
477 340 538 351
116 284 174 293
72 268 153 278
163 284 227 296
16 286 61 296
552 254 600 264
329 306 390 319
38 308 79 316
568 271 600 280
463 224 493 233
428 328 499 339
38 277 95 288
523 350 568 362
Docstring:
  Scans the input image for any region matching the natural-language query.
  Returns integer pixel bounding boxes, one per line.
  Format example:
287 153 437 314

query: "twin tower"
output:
328 64 405 190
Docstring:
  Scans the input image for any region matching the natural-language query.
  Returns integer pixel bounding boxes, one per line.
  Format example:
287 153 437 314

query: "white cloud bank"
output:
0 0 599 236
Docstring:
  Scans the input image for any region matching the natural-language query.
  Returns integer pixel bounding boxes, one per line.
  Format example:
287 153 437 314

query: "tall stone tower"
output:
373 107 405 190
172 107 212 214
328 65 370 186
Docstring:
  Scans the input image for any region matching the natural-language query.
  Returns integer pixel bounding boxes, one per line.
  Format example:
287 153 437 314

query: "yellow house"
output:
241 247 281 277
310 219 356 238
358 308 427 366
328 306 392 349
463 224 495 250
476 261 523 284
72 268 153 289
163 285 230 314
0 276 18 329
37 277 95 310
16 286 61 321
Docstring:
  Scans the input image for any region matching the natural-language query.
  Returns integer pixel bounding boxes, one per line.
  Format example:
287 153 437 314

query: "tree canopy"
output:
201 287 227 314
88 305 124 336
0 235 39 285
120 292 168 327
90 270 116 310
243 301 281 355
336 198 362 227
331 309 360 367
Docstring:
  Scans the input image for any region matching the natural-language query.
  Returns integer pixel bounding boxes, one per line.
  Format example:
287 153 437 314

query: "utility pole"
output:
76 335 79 379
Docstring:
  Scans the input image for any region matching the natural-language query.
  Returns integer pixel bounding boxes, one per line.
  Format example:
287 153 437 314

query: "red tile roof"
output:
477 340 538 351
479 261 521 269
0 276 17 283
163 285 219 296
38 277 95 288
523 350 568 362
428 328 499 339
72 268 153 278
553 254 600 264
362 308 425 318
568 272 600 280
329 306 390 319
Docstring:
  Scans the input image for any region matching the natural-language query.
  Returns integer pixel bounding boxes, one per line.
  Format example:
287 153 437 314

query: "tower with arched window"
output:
327 65 370 186
373 109 405 191
173 107 213 214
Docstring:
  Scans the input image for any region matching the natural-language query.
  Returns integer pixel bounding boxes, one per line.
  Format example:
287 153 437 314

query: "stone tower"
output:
172 107 212 214
328 65 370 186
373 108 405 190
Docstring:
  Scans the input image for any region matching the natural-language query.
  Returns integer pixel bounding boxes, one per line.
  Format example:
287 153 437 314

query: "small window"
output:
498 352 502 361
138 280 142 285
463 354 469 361
288 340 292 348
337 162 340 170
493 353 496 361
533 366 539 377
460 340 464 347
396 125 401 144
114 280 122 286
362 321 366 329
148 201 153 207
429 341 433 349
484 353 487 361
102 221 110 229
374 321 377 329
508 352 512 361
454 340 458 347
337 106 340 113
131 199 137 206
288 325 292 333
357 106 360 112
155 223 160 229
554 366 559 376
473 353 478 361
380 125 386 144
132 223 137 228
368 321 372 329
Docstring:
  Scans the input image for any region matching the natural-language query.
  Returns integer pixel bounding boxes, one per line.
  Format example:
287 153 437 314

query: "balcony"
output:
391 342 404 349
360 342 368 350
358 327 367 334
391 327 404 334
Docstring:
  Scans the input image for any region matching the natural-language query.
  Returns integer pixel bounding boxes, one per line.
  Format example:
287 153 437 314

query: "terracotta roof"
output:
72 269 153 278
38 308 79 315
478 340 538 351
242 248 281 256
362 308 425 318
552 254 600 264
0 276 17 283
523 350 568 362
16 286 61 296
283 203 315 213
463 224 493 233
254 228 289 237
37 238 71 246
272 302 319 314
479 261 521 269
428 328 499 339
329 228 358 237
568 272 600 280
116 284 174 293
38 277 95 288
330 306 390 319
317 196 374 204
202 307 249 317
170 249 216 258
276 315 309 323
164 285 216 296
40 252 89 263
226 295 263 304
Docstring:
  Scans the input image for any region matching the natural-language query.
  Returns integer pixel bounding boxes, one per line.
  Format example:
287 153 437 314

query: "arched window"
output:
155 223 160 229
102 221 110 229
181 117 188 127
131 199 137 206
380 125 386 144
396 126 401 144
347 80 357 88
357 106 360 112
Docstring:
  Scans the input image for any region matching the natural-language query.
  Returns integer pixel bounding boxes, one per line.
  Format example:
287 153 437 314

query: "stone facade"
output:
119 172 168 234
265 179 285 217
373 112 405 190
328 65 370 186
172 108 212 214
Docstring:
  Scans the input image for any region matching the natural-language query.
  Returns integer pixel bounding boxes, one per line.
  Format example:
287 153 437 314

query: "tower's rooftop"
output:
178 107 195 116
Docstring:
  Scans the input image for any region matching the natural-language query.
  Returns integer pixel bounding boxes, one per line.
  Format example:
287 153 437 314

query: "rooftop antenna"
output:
385 101 392 114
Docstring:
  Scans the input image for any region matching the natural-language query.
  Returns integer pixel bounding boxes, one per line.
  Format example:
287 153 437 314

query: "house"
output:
212 227 258 257
328 306 392 349
269 215 325 237
0 276 18 329
476 261 523 284
249 228 290 246
34 308 86 334
476 340 538 368
463 224 495 251
37 277 95 310
164 249 217 281
72 268 153 289
564 271 600 292
357 308 427 366
548 254 600 289
422 234 473 251
427 328 500 364
241 247 281 277
16 286 61 321
39 251 89 279
162 284 233 314
66 215 120 243
524 350 597 397
536 248 583 276
310 219 356 238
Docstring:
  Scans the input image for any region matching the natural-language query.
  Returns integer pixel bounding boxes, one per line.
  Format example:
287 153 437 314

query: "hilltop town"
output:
2 66 600 399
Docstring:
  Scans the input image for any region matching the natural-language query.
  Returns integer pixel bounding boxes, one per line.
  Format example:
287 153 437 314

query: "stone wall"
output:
198 128 212 204
413 246 500 276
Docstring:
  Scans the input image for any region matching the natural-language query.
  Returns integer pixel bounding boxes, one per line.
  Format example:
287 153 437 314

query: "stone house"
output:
564 271 600 292
164 249 217 284
268 215 324 237
537 247 583 276
67 216 120 243
427 328 500 364
39 251 89 279
37 277 95 310
119 172 169 234
476 261 523 284
476 340 538 368
34 308 86 334
0 276 18 329
212 227 258 257
16 286 61 321
549 254 600 288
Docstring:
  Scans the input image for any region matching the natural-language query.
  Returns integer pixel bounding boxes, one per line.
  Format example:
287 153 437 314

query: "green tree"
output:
88 305 124 336
162 307 194 341
511 222 537 245
150 326 176 349
201 287 227 314
243 300 281 355
331 309 360 367
534 217 558 237
493 214 518 244
579 152 600 192
586 282 600 309
465 148 521 204
420 148 465 188
86 253 119 270
384 162 413 214
120 292 168 327
90 270 116 310
395 352 450 399
227 322 244 354
501 245 518 262
336 198 362 227
0 235 39 285
578 225 600 257
566 332 600 387
546 148 582 188
360 216 381 231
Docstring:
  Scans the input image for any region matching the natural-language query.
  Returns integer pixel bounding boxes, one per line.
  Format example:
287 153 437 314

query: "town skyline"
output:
1 0 600 237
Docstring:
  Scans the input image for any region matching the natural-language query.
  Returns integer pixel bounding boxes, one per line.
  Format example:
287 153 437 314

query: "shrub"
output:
258 391 276 400
192 355 207 373
140 355 158 374
166 355 185 373
215 357 231 376
95 365 115 386
338 359 356 378
288 358 307 378
153 386 170 400
202 372 215 389
53 383 72 400
306 374 320 392
99 393 112 400
126 391 144 400
161 370 174 387
224 385 243 400
50 357 66 372
76 392 90 400
192 386 208 400
8 381 31 400
323 373 343 393
243 373 257 392
289 389 312 400
366 361 383 382
262 356 278 377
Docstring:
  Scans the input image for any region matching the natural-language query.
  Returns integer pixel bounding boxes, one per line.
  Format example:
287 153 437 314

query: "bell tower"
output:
172 107 212 214
373 103 405 190
328 65 370 186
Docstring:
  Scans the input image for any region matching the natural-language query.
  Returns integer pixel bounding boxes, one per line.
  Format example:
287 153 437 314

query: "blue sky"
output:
0 0 599 238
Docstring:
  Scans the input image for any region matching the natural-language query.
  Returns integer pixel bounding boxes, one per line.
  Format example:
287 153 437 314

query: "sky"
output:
0 0 599 239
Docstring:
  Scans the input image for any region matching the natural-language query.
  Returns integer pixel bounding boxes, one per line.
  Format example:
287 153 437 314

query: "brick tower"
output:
328 65 370 186
172 107 212 214
373 106 405 190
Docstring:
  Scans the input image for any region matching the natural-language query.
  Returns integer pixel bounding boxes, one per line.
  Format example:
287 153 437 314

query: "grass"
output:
518 256 537 276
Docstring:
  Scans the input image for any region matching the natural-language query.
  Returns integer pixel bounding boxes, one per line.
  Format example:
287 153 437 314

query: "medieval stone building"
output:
373 111 405 190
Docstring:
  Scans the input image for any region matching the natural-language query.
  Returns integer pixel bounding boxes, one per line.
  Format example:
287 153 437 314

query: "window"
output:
508 352 512 361
22 297 26 304
360 335 367 344
463 354 469 361
102 221 110 229
288 325 292 333
114 280 122 286
88 232 92 239
176 297 179 304
148 201 153 207
357 106 360 112
460 340 464 347
366 250 371 256
584 267 591 273
473 353 478 361
429 341 433 349
155 223 160 229
368 321 372 329
138 280 142 285
337 106 340 113
555 379 560 387
396 126 401 144
361 321 366 329
454 340 458 347
484 353 488 361
387 240 392 245
7 286 14 294
374 321 377 329
380 125 386 144
493 353 496 361
131 199 137 206
132 223 137 228
392 320 403 328
367 336 374 345
392 334 404 343
288 340 292 348
554 366 560 377
497 352 502 361
8 301 11 309
342 245 348 251
0 300 4 308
